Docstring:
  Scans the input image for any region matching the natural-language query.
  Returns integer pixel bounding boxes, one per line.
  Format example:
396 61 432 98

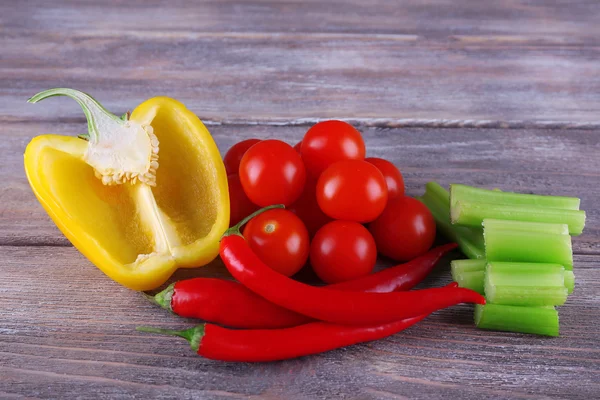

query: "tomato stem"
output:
222 204 285 238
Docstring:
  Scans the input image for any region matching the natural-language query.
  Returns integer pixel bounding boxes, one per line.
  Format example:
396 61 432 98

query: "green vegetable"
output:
450 184 580 210
418 182 485 259
564 271 575 294
482 219 569 235
451 201 585 236
474 304 559 337
483 219 573 269
451 259 486 294
484 262 568 306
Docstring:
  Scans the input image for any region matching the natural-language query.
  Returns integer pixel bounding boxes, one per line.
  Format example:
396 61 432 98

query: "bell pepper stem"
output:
27 88 123 143
222 204 285 238
137 325 205 352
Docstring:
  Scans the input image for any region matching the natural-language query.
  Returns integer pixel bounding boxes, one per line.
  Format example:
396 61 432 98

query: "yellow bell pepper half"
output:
24 89 230 290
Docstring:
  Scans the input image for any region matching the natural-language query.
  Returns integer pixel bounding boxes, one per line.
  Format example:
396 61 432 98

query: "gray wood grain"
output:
2 1 600 399
2 1 600 124
0 246 598 399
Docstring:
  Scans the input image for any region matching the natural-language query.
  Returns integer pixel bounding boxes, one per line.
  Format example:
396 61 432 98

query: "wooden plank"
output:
2 1 600 123
2 122 599 253
3 0 599 38
0 245 598 399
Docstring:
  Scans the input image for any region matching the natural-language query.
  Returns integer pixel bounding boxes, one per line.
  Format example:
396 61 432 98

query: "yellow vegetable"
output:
24 88 230 290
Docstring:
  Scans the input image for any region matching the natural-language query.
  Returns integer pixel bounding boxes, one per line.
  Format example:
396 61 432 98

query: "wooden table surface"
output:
1 1 599 399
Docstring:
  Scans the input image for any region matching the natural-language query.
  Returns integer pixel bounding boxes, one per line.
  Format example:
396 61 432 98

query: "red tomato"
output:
369 196 436 262
228 174 259 227
288 176 333 237
223 139 261 176
310 221 377 283
293 141 302 153
243 209 310 277
239 140 307 207
301 120 366 178
365 158 405 199
316 160 388 223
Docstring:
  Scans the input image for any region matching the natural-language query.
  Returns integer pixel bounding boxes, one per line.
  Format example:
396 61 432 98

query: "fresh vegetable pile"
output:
25 89 586 362
139 206 483 362
419 183 585 336
223 120 437 282
137 121 488 361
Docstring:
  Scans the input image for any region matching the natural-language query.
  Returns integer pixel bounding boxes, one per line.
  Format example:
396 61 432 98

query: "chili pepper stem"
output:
222 204 285 238
144 283 175 311
137 325 205 352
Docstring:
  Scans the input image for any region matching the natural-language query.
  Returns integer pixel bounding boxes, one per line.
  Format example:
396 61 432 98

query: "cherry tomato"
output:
228 174 259 227
243 209 310 277
310 221 377 283
288 176 333 237
223 139 261 176
316 160 388 223
293 141 302 153
369 196 436 262
239 140 307 207
301 120 366 178
365 158 405 199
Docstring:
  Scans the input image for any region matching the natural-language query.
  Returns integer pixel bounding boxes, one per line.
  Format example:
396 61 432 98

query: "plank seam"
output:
5 117 600 130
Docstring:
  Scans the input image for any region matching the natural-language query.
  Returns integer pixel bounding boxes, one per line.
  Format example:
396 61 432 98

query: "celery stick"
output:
418 182 485 260
451 259 486 294
483 219 569 235
564 271 575 294
484 262 568 306
426 181 452 208
452 201 586 236
484 225 573 269
455 271 485 294
451 259 487 275
474 304 559 337
450 184 580 210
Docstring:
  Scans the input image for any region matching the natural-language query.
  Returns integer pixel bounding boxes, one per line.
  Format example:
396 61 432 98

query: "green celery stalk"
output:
451 259 486 294
474 304 559 337
450 184 580 210
418 182 485 259
451 201 586 236
564 271 575 294
484 262 568 306
454 270 485 294
484 222 573 269
482 219 569 235
451 259 487 275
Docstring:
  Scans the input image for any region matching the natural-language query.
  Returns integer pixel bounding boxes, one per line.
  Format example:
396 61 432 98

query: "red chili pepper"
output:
138 282 458 362
147 243 458 329
332 242 458 293
220 206 485 326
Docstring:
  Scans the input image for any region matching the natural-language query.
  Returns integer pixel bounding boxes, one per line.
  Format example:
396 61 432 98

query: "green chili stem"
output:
137 325 205 352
